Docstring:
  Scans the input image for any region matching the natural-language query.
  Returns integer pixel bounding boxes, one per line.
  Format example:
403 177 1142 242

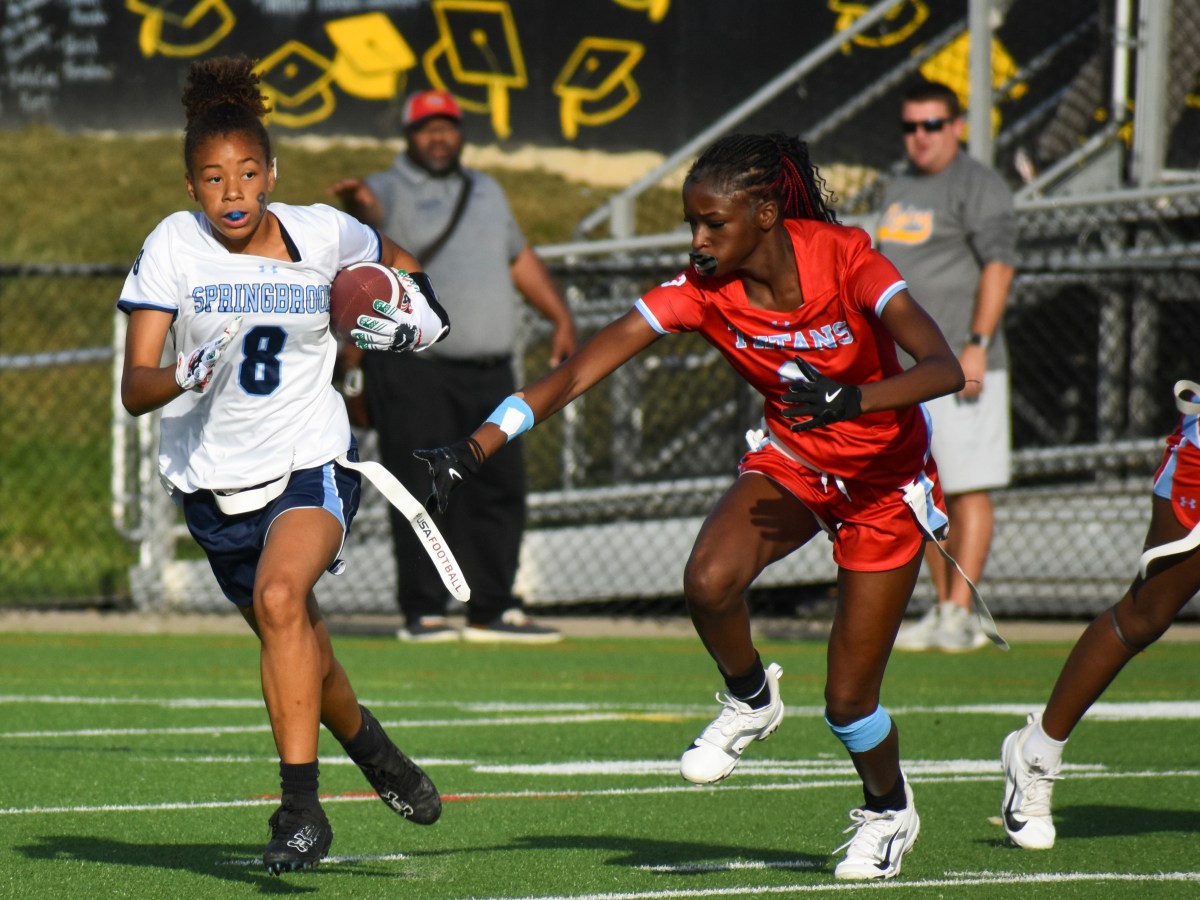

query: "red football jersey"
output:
636 219 932 485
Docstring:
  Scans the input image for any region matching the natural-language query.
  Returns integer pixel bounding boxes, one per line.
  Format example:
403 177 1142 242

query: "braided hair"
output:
181 56 272 173
685 132 839 224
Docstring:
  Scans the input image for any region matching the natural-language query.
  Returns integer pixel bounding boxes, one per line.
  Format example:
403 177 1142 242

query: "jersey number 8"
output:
238 325 287 395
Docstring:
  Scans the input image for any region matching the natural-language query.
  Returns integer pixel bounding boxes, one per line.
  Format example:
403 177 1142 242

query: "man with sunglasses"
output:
876 79 1017 653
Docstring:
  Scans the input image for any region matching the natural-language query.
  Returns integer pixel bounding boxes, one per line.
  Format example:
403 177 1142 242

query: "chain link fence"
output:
1 265 133 607
4 197 1196 618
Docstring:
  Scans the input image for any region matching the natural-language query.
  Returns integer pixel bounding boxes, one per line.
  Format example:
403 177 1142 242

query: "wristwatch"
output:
967 332 991 349
342 367 364 397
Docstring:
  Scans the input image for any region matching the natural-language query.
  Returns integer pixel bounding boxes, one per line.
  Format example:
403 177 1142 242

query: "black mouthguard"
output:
689 252 718 277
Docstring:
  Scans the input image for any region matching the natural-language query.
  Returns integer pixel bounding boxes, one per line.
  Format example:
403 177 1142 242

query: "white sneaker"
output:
1001 714 1060 849
935 603 988 653
893 604 940 651
679 662 783 784
833 779 920 880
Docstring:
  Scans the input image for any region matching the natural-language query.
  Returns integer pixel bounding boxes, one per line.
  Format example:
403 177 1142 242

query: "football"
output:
329 261 403 340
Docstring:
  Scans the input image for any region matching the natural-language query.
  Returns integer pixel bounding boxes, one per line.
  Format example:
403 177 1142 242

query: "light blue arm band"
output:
486 395 535 441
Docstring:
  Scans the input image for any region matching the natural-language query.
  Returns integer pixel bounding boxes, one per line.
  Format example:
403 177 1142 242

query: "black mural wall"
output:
3 1 1192 174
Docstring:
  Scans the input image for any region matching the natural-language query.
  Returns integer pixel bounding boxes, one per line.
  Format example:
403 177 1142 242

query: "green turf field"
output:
1 630 1197 898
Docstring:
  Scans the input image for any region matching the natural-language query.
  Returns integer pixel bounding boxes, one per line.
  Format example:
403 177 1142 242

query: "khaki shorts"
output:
926 370 1012 494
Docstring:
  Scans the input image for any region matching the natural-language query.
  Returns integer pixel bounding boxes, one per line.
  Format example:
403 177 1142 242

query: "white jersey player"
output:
117 55 448 876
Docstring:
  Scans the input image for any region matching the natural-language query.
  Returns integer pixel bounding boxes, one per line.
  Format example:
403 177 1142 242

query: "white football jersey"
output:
118 203 379 493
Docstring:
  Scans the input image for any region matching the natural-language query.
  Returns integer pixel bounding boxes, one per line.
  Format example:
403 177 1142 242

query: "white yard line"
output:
1 700 1199 741
0 695 713 712
2 769 1197 816
0 713 639 739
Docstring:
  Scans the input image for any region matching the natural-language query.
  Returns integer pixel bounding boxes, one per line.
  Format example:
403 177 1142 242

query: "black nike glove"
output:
781 356 862 432
412 438 485 513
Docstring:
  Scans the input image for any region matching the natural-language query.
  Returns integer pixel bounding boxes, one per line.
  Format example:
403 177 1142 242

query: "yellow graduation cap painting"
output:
424 0 527 139
253 41 336 129
921 31 1028 136
325 12 417 101
125 0 235 58
612 0 671 23
553 37 644 140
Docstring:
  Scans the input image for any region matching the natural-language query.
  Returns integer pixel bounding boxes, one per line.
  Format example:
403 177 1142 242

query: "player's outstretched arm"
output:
414 310 658 510
412 439 485 513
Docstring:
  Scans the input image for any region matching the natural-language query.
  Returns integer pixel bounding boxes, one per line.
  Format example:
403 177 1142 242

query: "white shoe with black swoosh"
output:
1001 713 1060 849
832 778 920 880
679 663 783 784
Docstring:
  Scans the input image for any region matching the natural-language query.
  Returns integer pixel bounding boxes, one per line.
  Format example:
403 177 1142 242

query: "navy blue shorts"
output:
182 452 362 608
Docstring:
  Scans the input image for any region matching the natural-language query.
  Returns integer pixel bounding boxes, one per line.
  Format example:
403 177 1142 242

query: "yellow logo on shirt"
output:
877 202 933 245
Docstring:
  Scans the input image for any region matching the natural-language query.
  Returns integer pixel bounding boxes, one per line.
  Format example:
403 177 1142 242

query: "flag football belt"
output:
212 471 290 516
1134 379 1200 577
900 477 1008 650
1172 378 1200 415
1138 524 1200 578
336 453 471 603
763 423 1008 651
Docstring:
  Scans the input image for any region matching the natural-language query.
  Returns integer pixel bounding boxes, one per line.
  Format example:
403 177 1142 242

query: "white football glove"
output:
175 315 243 392
351 269 438 352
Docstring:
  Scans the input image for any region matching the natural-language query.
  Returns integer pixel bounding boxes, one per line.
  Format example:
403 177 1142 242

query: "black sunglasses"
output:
901 118 948 134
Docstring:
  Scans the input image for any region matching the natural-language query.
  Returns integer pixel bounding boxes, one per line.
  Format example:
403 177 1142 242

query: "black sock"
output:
723 653 770 709
280 760 320 810
864 773 907 812
338 706 385 765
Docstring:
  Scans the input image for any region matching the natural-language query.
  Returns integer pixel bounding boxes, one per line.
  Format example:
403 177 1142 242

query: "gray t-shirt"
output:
876 151 1016 369
366 153 526 361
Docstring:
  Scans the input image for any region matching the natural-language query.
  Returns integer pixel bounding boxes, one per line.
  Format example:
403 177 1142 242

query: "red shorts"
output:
1154 438 1200 530
740 443 946 572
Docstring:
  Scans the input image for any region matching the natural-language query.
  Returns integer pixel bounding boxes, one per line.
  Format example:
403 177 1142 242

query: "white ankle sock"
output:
1025 718 1066 767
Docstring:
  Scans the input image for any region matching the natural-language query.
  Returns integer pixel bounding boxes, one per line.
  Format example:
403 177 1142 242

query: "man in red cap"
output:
331 90 577 644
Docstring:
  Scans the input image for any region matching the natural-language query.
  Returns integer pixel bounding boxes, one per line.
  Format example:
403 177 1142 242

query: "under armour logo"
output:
287 825 320 853
381 789 416 817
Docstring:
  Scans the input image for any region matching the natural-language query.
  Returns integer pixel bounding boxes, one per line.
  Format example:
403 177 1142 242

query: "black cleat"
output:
263 803 332 876
355 705 442 824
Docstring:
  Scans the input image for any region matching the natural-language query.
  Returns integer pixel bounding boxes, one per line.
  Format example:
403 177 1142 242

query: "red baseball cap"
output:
402 90 463 128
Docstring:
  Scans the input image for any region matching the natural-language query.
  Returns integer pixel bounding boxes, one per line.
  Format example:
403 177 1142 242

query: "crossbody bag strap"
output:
418 171 473 266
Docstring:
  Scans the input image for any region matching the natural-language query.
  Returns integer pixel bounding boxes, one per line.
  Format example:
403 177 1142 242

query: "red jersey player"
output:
1000 379 1200 851
415 132 969 880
